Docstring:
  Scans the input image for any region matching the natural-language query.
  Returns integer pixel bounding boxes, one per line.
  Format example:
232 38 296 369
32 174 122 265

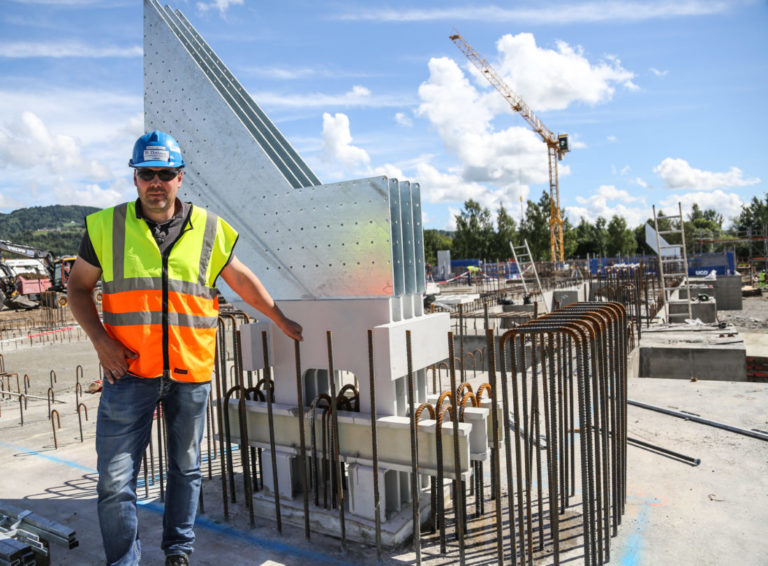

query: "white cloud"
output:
0 192 24 209
607 135 618 143
660 190 743 227
416 163 489 204
9 0 102 5
654 157 760 190
650 67 669 77
372 163 406 179
417 57 550 191
196 0 244 15
334 1 735 24
569 135 587 150
395 112 413 127
120 114 145 140
445 206 461 231
242 65 373 81
413 38 629 217
633 177 649 189
0 90 143 210
0 88 141 141
0 111 111 179
321 112 371 174
568 184 647 226
486 33 637 112
252 85 411 109
52 177 132 209
0 41 141 58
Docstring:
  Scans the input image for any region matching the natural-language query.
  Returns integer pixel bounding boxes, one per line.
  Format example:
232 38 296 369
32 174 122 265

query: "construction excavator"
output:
0 239 81 310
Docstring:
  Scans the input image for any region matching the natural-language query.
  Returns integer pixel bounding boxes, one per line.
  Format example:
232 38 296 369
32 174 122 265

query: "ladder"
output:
510 239 549 313
653 202 692 323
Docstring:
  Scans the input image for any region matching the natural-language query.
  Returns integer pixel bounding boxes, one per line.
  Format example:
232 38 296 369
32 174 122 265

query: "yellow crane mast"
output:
450 32 570 264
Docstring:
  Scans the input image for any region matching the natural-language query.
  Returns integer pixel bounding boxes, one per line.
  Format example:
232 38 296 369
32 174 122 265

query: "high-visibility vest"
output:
86 202 238 382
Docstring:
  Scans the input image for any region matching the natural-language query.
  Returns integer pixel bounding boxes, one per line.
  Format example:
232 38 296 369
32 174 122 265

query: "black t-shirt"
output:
78 199 193 268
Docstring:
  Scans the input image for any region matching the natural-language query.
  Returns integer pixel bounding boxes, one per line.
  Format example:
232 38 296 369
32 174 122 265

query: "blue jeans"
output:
96 374 211 565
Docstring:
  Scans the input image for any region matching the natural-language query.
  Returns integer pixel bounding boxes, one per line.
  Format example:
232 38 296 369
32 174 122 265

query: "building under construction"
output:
1 2 766 565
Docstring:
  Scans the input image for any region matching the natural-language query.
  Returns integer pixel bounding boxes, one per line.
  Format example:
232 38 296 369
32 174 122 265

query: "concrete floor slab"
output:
2 318 767 565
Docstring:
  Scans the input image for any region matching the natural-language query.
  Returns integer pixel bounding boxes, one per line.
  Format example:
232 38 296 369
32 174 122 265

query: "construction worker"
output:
67 130 303 566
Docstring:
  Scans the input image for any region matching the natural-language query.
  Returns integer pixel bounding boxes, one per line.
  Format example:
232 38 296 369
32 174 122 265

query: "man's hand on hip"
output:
94 335 138 384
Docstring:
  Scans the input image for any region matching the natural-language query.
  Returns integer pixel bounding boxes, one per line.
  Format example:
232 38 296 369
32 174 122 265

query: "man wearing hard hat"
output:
68 131 303 566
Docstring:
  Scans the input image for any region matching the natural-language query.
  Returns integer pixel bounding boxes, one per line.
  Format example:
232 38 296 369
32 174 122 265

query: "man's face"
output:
133 167 183 218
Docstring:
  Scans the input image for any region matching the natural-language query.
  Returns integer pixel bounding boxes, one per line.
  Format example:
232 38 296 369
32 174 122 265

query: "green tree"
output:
731 194 768 261
606 215 637 257
592 217 608 257
492 205 517 260
0 205 99 257
562 216 578 260
573 217 600 258
686 204 724 253
423 229 453 265
452 200 494 259
519 191 551 261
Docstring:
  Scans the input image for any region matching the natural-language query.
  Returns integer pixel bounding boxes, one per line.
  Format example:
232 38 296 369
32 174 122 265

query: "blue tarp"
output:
588 252 735 276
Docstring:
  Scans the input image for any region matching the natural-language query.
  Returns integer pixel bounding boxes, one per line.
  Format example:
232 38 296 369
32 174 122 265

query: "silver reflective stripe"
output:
112 203 129 282
103 277 218 298
104 311 155 325
199 208 218 285
104 311 218 329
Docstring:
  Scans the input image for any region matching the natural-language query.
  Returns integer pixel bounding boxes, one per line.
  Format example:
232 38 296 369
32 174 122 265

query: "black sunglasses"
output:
136 168 181 182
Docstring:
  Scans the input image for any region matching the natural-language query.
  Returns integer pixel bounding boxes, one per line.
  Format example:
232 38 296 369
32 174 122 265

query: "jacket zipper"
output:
159 205 194 380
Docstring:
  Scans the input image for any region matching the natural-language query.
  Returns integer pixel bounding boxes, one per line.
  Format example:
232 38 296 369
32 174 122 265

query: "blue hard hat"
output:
129 130 185 168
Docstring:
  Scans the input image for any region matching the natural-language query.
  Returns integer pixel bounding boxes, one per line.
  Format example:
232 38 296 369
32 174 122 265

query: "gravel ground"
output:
716 293 768 330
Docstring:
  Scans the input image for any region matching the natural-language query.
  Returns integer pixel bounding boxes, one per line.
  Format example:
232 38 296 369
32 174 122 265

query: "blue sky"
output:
1 0 766 232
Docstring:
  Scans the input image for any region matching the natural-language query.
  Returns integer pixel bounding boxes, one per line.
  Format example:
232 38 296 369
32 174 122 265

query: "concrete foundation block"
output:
639 326 747 380
552 290 579 310
668 300 717 323
715 275 743 310
261 448 299 499
348 463 387 521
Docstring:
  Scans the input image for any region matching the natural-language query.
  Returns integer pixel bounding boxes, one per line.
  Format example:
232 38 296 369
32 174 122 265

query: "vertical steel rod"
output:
405 330 421 565
294 339 311 540
367 330 383 561
447 332 466 564
485 328 505 565
262 330 281 532
325 331 346 549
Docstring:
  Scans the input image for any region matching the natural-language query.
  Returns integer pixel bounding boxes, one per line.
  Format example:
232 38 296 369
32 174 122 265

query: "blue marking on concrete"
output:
0 439 97 473
138 499 354 565
619 496 659 566
1 439 354 565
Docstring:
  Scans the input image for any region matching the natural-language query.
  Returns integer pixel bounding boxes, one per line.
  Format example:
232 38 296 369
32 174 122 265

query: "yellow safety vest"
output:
86 202 238 382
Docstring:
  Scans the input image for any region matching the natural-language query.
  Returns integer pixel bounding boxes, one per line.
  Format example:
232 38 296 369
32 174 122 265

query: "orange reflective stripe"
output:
103 289 216 316
103 289 162 314
167 290 217 317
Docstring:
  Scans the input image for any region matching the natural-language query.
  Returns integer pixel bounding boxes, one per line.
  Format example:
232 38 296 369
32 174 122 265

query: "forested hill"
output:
0 205 100 257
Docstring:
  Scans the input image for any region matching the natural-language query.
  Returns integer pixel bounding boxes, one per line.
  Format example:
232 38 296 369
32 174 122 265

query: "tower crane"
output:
450 32 570 264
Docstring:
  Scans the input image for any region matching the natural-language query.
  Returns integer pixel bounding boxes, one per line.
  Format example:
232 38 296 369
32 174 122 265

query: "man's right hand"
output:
94 335 138 384
68 257 138 384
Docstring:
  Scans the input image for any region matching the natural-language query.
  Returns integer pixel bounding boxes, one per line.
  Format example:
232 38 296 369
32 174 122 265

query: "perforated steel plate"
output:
143 0 425 299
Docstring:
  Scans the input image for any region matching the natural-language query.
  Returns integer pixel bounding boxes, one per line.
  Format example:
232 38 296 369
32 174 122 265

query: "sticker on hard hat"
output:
143 146 170 162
